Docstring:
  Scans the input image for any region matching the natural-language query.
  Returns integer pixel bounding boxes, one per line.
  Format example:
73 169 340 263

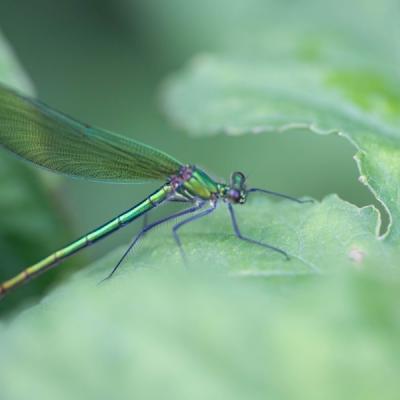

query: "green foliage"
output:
161 1 400 242
0 253 399 400
163 56 400 240
1 0 400 398
1 196 399 399
0 32 33 94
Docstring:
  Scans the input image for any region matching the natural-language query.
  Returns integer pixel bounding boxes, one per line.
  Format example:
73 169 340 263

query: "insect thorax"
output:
176 166 219 201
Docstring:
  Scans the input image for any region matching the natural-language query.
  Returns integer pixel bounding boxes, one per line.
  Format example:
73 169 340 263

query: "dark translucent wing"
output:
0 85 182 183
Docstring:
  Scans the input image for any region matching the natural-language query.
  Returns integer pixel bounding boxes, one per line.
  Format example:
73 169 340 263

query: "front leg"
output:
227 203 289 260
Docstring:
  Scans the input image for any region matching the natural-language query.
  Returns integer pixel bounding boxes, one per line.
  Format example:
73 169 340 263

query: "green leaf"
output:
161 0 400 248
163 55 400 241
0 246 399 400
0 30 34 95
1 193 399 398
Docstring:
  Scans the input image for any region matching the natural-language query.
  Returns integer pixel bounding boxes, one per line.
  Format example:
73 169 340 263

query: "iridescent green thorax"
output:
176 166 219 200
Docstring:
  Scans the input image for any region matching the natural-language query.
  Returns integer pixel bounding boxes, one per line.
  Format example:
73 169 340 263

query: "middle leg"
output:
172 202 217 263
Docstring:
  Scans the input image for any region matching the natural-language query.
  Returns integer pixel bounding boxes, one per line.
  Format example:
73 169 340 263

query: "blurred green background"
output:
0 0 385 308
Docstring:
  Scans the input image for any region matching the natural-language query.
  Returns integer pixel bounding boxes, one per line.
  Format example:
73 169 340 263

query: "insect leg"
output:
172 202 217 263
227 203 290 260
102 202 206 281
142 213 149 231
142 194 190 232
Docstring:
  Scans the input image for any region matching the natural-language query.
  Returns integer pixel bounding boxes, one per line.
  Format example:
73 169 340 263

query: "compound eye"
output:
231 171 246 188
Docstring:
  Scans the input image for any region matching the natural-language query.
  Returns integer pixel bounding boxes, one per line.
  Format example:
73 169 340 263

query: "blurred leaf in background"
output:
0 31 33 93
161 0 400 237
160 0 400 268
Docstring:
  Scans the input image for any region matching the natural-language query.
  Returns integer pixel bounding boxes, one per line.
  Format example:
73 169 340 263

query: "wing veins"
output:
0 85 182 183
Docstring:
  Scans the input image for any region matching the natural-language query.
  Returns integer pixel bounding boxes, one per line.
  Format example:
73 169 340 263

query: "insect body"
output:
0 85 310 299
